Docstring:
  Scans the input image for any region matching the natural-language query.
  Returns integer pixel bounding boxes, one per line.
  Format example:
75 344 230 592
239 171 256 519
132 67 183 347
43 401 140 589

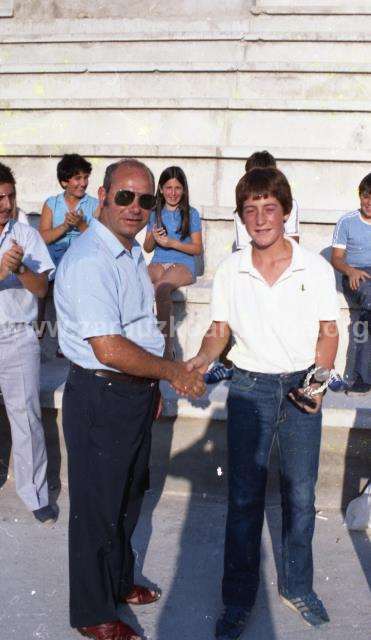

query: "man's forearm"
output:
90 334 180 381
17 269 48 297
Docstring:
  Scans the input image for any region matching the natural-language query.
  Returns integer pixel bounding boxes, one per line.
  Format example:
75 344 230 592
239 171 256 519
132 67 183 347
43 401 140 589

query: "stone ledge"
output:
23 366 371 428
252 3 371 16
1 97 370 113
1 18 371 41
2 60 371 74
3 144 371 163
162 381 371 426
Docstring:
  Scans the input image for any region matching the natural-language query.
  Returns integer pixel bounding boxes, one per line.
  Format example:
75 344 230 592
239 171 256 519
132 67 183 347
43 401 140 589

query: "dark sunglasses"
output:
114 189 156 210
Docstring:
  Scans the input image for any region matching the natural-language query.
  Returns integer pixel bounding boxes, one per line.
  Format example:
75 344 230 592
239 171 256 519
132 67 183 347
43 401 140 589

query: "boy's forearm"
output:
315 322 339 370
198 322 231 364
331 255 352 277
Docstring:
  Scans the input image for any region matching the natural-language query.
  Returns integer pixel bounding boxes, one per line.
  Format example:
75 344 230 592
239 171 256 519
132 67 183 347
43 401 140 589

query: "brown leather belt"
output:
71 363 156 386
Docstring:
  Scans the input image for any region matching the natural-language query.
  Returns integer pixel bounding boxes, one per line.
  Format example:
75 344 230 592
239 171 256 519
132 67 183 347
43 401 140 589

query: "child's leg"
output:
153 264 194 359
147 263 167 285
36 281 53 338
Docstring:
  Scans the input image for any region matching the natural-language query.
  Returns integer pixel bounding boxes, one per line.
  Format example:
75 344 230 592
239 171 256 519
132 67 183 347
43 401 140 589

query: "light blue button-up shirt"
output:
54 218 165 370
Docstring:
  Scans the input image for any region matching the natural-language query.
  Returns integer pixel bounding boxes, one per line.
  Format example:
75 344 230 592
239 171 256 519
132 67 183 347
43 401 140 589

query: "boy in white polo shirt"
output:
187 168 339 639
331 172 371 392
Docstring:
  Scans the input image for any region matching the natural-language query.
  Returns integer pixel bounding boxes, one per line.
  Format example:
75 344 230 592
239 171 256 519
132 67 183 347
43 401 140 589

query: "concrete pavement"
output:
0 457 370 639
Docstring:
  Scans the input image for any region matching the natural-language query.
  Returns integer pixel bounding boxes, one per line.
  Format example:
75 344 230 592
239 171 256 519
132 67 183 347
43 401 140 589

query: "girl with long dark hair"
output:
143 166 203 359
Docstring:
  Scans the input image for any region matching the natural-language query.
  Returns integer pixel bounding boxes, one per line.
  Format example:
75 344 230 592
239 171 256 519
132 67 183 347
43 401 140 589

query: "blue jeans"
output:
342 268 371 384
222 367 322 609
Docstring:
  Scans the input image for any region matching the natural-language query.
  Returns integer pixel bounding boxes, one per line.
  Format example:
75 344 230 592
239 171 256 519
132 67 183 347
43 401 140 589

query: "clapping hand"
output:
64 210 84 229
0 240 24 279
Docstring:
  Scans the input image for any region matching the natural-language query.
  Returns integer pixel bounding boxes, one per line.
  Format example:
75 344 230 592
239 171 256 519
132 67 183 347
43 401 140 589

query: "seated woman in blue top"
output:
143 166 203 360
39 153 99 269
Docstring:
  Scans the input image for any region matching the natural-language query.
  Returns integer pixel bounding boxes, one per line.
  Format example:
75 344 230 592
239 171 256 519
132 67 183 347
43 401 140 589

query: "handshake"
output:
166 353 210 399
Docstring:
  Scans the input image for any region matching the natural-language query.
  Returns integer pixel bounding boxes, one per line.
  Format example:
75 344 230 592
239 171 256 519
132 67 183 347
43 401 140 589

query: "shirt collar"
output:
90 218 141 261
238 237 306 277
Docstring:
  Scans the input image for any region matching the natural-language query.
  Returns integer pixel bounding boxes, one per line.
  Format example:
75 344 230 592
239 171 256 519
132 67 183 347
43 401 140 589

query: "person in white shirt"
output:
234 150 300 249
188 167 339 639
206 150 300 385
0 162 56 524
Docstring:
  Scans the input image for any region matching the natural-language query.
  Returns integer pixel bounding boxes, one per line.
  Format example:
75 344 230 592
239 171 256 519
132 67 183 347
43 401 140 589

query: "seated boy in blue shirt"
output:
39 153 99 268
38 154 99 350
331 172 371 392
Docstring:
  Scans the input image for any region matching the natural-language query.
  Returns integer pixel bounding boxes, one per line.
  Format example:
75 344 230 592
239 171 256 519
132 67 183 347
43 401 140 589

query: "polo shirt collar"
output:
238 237 306 277
90 218 141 260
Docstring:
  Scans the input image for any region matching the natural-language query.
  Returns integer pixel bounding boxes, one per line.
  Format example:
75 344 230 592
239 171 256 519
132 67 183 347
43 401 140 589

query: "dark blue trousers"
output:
62 365 158 628
342 267 371 384
222 367 322 609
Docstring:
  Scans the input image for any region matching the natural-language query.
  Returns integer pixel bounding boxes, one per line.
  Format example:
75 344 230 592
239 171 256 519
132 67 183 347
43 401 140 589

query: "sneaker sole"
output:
279 594 329 629
279 595 313 628
35 517 56 526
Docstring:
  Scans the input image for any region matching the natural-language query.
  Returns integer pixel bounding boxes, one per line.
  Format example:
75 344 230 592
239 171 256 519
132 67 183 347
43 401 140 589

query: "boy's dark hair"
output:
358 172 371 196
57 154 92 186
235 167 292 219
0 162 16 187
245 150 276 173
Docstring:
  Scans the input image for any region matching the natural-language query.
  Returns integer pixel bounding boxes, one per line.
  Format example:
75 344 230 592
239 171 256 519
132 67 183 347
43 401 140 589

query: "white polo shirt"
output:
211 239 340 373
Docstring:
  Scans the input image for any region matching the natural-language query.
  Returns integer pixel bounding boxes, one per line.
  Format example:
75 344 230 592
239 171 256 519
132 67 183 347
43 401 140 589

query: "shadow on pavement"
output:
146 412 278 640
341 419 371 589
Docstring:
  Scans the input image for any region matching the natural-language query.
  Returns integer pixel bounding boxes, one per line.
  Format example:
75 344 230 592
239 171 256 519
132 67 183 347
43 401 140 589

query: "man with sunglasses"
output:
54 158 205 640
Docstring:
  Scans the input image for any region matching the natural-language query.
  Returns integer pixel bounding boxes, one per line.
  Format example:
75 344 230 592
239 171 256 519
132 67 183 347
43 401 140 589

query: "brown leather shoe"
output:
123 585 161 606
77 621 142 640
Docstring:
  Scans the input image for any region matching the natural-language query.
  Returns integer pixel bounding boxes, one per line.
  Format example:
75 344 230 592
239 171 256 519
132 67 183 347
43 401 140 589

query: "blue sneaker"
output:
204 364 233 385
328 371 349 392
280 591 330 627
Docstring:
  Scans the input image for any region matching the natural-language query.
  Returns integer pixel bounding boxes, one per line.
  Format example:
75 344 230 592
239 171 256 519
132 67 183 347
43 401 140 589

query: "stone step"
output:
34 358 371 429
1 111 370 159
2 60 371 73
1 39 371 67
8 155 370 223
29 347 371 429
1 96 371 113
253 2 371 15
1 70 368 108
1 15 371 38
